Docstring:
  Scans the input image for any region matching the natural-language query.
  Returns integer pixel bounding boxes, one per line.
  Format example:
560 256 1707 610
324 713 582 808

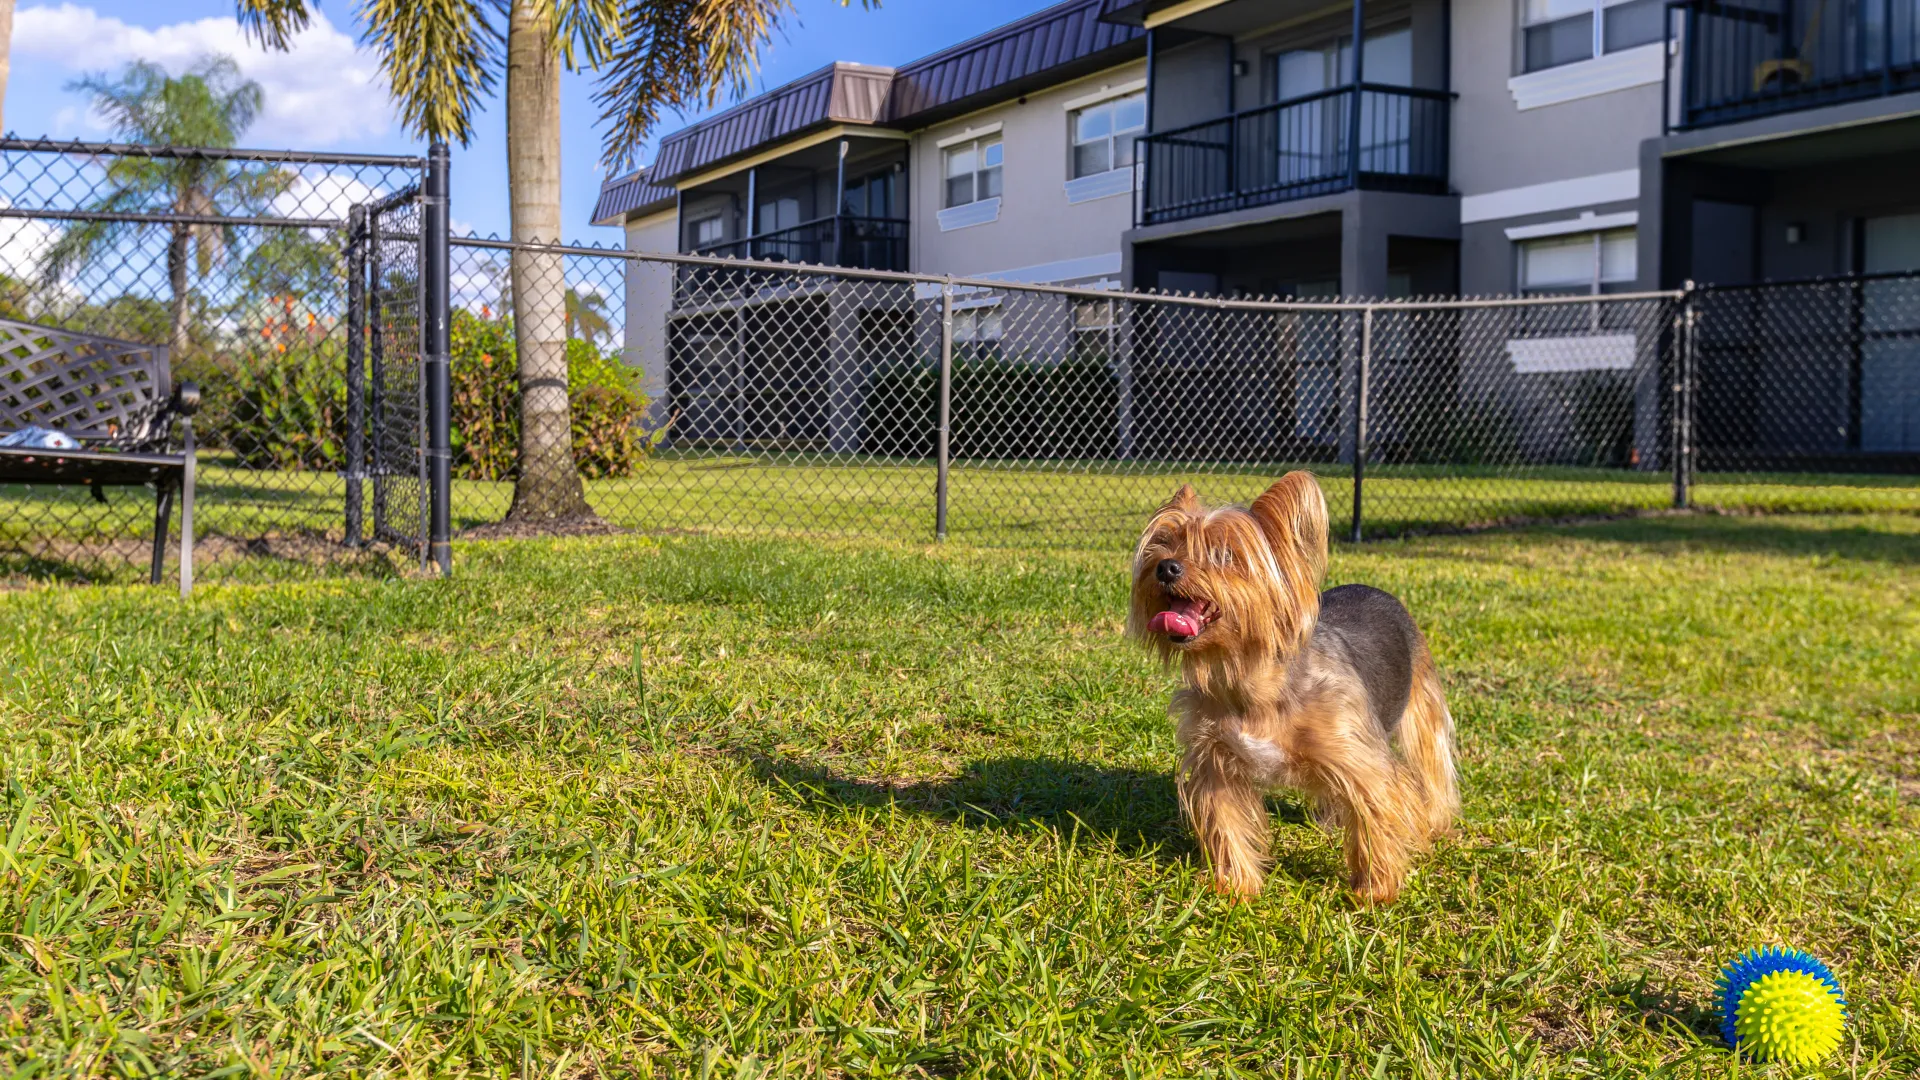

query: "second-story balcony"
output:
1669 0 1920 130
1137 84 1451 227
672 133 909 308
692 214 909 272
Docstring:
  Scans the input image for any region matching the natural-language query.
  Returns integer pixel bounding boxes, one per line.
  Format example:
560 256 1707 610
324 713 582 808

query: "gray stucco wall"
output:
1449 0 1660 197
622 210 679 428
907 60 1146 282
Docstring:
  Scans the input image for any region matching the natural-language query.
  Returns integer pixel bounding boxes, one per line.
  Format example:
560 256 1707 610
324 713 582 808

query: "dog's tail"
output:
1398 648 1459 839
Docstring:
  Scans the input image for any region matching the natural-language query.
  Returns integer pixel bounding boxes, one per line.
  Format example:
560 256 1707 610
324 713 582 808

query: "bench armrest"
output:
172 381 202 417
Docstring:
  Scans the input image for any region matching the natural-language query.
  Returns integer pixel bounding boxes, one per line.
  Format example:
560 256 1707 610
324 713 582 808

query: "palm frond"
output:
234 0 316 51
554 0 626 72
362 0 500 145
591 0 873 170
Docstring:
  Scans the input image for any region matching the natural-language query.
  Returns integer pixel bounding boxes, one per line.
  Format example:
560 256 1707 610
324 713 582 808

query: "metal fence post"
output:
424 142 453 575
1673 281 1695 510
344 204 367 547
369 207 388 539
1352 305 1372 543
936 278 954 540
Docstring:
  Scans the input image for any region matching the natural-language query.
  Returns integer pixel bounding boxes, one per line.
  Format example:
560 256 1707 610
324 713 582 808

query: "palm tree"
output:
41 57 287 358
235 0 867 525
0 0 16 133
565 287 611 349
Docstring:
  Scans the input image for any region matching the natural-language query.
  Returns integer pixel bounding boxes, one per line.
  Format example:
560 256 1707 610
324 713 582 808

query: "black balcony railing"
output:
1138 85 1450 227
691 214 909 270
1668 0 1920 130
678 214 909 308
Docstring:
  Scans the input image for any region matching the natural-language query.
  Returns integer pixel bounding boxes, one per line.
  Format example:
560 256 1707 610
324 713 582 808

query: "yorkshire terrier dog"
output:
1128 472 1458 904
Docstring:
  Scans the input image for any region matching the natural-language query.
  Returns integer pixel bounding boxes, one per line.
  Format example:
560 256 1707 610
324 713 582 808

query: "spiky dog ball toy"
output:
1717 947 1847 1065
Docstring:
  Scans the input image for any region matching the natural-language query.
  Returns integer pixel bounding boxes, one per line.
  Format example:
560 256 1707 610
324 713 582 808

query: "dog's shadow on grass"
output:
744 752 1317 870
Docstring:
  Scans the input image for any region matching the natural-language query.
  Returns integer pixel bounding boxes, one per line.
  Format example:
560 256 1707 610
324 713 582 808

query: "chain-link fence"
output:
442 244 1695 545
1 138 433 584
442 243 1916 549
7 135 1916 587
1692 271 1920 510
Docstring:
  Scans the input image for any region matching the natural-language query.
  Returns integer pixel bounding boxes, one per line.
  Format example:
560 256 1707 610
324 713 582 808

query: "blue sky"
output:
7 0 1049 239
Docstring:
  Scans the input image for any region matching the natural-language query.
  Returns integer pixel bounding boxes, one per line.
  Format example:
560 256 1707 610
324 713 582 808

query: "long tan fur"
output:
1129 471 1458 905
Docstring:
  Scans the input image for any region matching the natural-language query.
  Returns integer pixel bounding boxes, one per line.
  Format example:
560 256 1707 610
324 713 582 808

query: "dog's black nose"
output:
1156 559 1184 584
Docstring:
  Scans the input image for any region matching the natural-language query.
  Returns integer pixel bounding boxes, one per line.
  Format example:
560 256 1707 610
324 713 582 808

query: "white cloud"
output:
0 214 59 280
15 4 397 148
270 172 384 222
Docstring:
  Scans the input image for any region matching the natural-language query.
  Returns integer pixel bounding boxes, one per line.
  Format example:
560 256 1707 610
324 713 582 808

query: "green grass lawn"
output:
5 454 1917 585
3 513 1916 1076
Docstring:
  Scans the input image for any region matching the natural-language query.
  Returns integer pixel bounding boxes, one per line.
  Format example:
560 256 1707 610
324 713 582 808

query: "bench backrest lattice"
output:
0 319 174 450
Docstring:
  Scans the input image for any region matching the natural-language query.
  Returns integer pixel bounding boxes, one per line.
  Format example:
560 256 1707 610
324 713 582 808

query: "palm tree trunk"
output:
0 0 15 134
167 223 191 358
504 0 592 523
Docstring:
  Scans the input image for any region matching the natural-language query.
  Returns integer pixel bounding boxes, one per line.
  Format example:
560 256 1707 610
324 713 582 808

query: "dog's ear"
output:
1250 471 1328 586
1164 483 1199 513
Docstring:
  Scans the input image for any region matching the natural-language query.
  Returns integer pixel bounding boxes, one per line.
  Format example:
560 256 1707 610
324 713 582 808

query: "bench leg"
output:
180 426 195 597
151 484 174 586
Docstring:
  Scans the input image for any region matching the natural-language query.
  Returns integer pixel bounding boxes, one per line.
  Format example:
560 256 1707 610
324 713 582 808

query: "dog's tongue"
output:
1149 597 1204 637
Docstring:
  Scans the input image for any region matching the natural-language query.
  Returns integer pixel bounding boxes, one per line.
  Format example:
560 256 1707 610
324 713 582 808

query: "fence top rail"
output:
0 135 428 169
1693 268 1920 291
451 234 1688 312
0 205 345 230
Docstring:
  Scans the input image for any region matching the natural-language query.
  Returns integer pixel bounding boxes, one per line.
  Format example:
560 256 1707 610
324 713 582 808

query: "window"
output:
1071 297 1118 363
1272 26 1413 98
952 306 1003 344
755 195 801 235
1071 92 1146 179
1269 28 1413 180
842 169 897 219
1523 0 1665 73
1519 228 1638 294
691 215 724 248
944 137 1003 208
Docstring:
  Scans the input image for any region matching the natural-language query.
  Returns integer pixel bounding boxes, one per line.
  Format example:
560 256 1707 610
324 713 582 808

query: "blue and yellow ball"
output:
1718 947 1847 1065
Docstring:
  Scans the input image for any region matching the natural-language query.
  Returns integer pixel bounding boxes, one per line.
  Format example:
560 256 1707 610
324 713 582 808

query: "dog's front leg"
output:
1177 738 1269 900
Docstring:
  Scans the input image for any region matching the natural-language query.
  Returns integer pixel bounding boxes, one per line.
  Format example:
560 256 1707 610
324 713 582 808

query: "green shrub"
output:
181 346 351 471
448 311 656 481
186 311 656 478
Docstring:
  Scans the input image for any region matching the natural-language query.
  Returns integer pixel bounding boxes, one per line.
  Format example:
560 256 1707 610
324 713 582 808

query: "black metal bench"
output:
0 319 200 593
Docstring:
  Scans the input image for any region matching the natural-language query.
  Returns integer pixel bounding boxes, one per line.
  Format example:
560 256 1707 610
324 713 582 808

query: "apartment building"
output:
597 0 1920 289
592 0 1920 456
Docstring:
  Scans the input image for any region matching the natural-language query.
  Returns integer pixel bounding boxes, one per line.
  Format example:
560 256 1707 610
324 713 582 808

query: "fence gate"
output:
347 188 428 566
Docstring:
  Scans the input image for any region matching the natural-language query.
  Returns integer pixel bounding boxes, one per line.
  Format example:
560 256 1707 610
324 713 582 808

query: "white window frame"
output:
1070 297 1119 362
943 135 1004 209
690 215 725 248
1517 226 1638 295
1069 91 1146 180
1521 0 1664 74
952 305 1004 344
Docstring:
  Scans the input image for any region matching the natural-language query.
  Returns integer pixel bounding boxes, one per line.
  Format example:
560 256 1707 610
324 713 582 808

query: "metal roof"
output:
650 62 896 183
591 166 675 226
594 0 1147 221
882 0 1146 126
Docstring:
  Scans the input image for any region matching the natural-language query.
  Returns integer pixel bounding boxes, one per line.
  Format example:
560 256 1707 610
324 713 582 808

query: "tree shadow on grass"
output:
744 752 1321 873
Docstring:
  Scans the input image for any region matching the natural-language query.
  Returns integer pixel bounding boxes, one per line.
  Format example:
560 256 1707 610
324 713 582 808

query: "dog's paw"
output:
1209 871 1264 903
1349 876 1401 906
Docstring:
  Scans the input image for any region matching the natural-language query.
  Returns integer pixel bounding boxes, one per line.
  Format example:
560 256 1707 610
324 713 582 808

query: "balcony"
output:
1137 85 1451 228
1668 0 1920 131
693 214 909 272
676 213 910 309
